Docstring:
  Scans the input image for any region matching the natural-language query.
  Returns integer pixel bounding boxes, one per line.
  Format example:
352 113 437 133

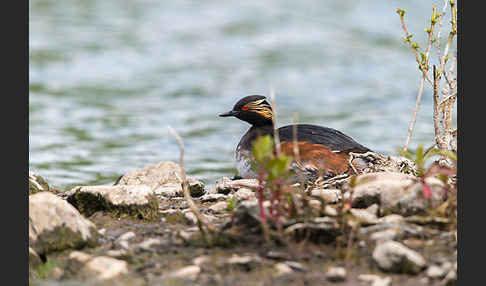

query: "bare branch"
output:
269 87 281 156
403 76 426 152
433 65 443 150
167 126 216 242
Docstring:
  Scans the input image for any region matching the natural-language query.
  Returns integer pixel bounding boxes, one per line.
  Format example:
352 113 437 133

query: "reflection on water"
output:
29 0 456 190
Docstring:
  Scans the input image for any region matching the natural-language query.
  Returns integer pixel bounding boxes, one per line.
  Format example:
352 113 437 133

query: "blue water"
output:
29 0 456 190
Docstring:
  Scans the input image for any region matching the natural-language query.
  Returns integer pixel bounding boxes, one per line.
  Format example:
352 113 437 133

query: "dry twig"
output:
168 126 216 245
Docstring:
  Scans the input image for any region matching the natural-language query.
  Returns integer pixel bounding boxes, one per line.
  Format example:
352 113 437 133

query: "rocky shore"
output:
29 153 457 286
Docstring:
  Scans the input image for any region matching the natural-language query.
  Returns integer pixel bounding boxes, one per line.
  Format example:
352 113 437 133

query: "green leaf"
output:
252 135 273 163
420 52 426 63
398 148 413 160
423 148 442 163
415 144 424 168
266 154 292 181
442 150 457 162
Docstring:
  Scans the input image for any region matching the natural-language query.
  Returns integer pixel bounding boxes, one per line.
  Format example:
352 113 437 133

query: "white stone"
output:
208 201 229 213
372 241 426 274
167 265 200 281
370 229 399 242
117 231 136 242
310 188 342 203
358 274 392 286
29 192 98 255
192 255 211 266
233 188 256 201
326 266 347 282
274 263 293 276
352 172 446 216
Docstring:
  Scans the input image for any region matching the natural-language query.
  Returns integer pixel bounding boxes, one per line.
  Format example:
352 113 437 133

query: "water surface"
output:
29 0 456 190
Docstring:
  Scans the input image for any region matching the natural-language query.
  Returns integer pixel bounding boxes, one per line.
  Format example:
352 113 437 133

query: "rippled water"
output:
29 0 456 190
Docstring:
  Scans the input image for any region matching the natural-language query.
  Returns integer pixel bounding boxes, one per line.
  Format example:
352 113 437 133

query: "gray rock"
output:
192 255 211 266
310 188 342 204
442 265 457 286
274 263 293 277
370 229 400 242
182 210 217 225
350 208 378 225
326 266 347 282
166 265 200 281
372 240 426 274
29 247 42 269
226 254 262 271
284 217 341 244
351 172 445 216
232 188 256 201
115 231 136 249
117 231 136 242
66 251 129 281
116 161 205 197
377 214 405 225
358 274 392 286
232 200 268 228
426 265 447 279
426 261 453 279
208 201 229 213
29 172 50 195
283 261 308 272
105 249 130 259
265 250 291 260
29 192 98 256
215 177 259 194
136 238 164 252
324 205 338 216
199 193 227 202
66 185 159 220
366 204 380 216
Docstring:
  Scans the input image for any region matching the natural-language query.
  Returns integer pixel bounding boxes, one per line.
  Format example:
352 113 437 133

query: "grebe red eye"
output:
242 106 249 111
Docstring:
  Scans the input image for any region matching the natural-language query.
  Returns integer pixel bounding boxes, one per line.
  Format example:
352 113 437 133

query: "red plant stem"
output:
257 171 266 223
269 186 275 217
275 181 281 222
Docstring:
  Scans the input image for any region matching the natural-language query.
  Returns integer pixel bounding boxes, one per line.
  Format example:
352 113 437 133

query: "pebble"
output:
358 274 392 286
226 254 262 271
232 188 256 201
199 193 227 202
67 251 129 281
283 261 307 272
310 188 342 203
377 214 405 225
372 240 426 274
370 229 399 242
167 265 200 281
192 255 211 266
208 201 229 213
117 231 136 242
136 238 164 252
350 208 378 225
274 263 293 277
326 266 347 282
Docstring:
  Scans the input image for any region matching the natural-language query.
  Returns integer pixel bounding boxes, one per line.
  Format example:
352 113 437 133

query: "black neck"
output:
238 124 275 151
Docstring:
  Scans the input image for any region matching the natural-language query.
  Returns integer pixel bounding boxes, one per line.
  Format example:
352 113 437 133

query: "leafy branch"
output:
398 0 457 154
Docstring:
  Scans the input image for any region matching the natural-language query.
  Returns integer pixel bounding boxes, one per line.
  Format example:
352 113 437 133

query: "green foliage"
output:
252 135 273 164
266 154 293 181
251 135 293 181
34 260 58 280
400 144 456 177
